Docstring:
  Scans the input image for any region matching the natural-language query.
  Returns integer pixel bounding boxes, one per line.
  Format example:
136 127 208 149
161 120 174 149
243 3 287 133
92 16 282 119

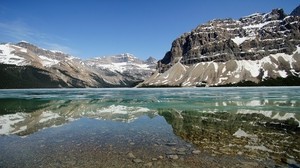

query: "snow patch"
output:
20 48 27 53
39 111 61 123
272 113 295 121
234 74 240 78
278 70 287 78
0 113 27 135
243 20 277 29
222 66 226 73
98 105 150 114
38 55 60 67
272 113 300 127
90 62 151 73
243 60 260 77
0 44 27 66
232 36 255 46
213 63 218 73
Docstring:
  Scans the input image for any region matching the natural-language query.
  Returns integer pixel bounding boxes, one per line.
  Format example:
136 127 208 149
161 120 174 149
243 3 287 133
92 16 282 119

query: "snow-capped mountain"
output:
86 53 150 72
0 100 156 136
0 42 79 68
0 42 156 88
85 53 156 80
140 8 300 87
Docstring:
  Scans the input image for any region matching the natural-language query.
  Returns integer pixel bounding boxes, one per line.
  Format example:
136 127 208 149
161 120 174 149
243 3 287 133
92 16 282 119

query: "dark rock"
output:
166 142 177 146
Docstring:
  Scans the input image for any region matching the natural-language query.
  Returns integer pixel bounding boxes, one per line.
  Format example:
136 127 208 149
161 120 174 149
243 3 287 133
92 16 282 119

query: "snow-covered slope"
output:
142 48 300 87
0 42 156 88
0 43 28 66
140 8 300 87
85 53 156 80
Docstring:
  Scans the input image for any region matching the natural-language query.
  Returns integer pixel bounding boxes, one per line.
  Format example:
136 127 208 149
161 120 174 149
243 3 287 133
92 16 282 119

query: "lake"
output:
0 87 299 167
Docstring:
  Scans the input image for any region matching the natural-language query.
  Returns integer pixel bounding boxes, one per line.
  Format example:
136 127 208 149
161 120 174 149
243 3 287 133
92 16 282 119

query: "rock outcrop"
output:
140 8 300 87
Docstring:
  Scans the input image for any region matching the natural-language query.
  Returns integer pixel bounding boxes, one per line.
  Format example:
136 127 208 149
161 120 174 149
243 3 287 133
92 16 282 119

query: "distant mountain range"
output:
0 41 156 88
1 5 300 88
139 7 300 87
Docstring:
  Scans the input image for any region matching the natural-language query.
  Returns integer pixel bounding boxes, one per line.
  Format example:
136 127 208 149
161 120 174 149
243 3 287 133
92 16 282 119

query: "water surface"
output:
0 87 299 167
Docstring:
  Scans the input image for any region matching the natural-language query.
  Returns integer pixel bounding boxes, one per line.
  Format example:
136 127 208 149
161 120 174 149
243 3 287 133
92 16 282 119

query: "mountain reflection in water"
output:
0 88 299 167
0 99 156 136
159 109 300 163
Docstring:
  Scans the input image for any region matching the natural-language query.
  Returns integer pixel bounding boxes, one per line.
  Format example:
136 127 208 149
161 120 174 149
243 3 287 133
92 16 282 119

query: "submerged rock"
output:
127 152 136 159
132 158 143 163
167 154 179 160
192 150 201 154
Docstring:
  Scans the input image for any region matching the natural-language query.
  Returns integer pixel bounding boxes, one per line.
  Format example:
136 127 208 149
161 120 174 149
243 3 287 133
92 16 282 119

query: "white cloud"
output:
0 20 76 55
42 42 75 54
0 21 36 40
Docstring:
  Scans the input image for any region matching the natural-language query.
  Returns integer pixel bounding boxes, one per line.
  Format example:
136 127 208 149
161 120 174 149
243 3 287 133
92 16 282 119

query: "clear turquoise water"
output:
0 87 299 167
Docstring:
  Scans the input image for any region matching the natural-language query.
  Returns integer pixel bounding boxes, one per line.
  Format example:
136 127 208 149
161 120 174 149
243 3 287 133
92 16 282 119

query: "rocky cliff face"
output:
0 42 156 88
140 8 300 87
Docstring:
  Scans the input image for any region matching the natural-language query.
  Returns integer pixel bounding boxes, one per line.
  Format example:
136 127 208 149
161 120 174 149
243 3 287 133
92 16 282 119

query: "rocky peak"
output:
16 41 71 61
140 7 300 87
116 53 136 62
291 4 300 16
145 56 157 64
157 8 299 73
264 8 286 21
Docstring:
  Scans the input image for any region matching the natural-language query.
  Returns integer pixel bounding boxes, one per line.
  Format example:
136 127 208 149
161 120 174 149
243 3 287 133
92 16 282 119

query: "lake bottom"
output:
0 116 277 168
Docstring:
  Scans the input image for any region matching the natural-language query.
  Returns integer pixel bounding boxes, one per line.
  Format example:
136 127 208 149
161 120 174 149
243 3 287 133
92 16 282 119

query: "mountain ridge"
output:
0 41 156 88
139 7 300 87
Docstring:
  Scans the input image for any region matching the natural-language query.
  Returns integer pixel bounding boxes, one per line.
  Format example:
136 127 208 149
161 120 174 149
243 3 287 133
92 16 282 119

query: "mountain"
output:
85 53 156 82
139 8 300 87
291 4 300 16
0 99 156 136
0 42 156 88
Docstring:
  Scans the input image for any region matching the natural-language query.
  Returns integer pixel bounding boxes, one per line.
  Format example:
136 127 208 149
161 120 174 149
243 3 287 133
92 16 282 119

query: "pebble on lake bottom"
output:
167 154 179 160
132 158 143 163
127 152 135 159
192 150 201 154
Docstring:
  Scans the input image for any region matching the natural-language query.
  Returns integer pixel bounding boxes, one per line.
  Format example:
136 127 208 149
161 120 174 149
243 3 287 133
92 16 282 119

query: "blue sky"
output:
0 0 299 60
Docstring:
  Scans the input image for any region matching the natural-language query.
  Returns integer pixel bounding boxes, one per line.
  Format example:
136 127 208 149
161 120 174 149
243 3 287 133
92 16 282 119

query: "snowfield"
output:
0 44 28 66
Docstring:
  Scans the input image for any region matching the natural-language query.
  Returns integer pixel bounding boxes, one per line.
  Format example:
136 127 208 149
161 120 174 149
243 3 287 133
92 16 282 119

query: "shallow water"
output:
0 87 299 167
